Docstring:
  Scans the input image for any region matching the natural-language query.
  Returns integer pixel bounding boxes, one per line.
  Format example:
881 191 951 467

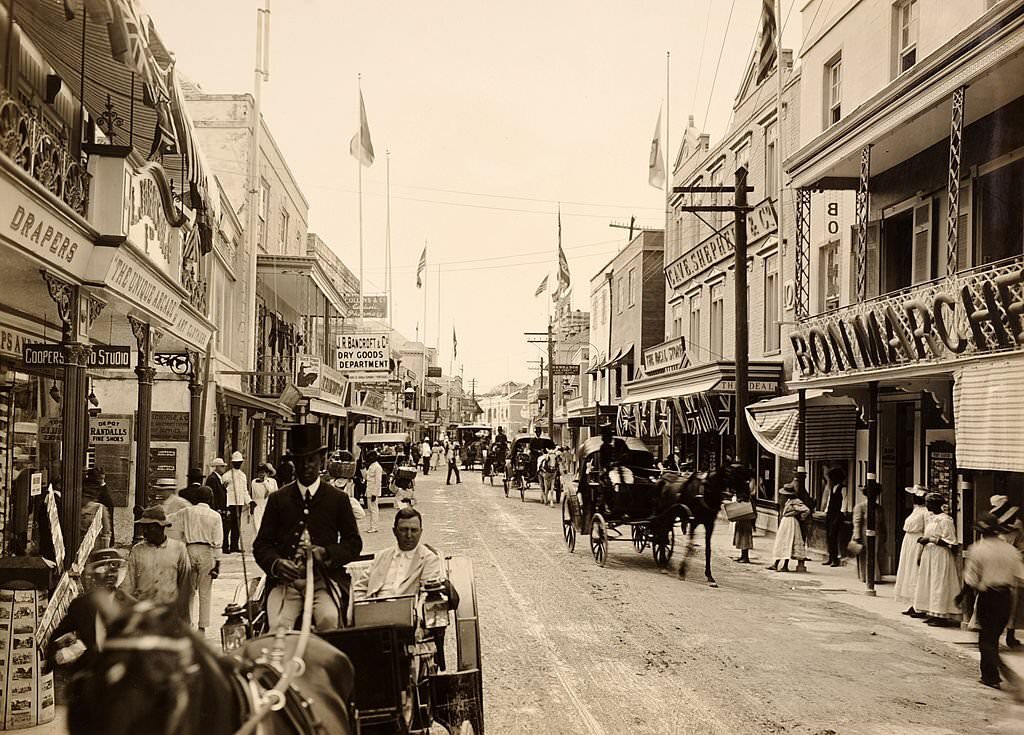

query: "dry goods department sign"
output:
336 332 391 372
790 257 1024 378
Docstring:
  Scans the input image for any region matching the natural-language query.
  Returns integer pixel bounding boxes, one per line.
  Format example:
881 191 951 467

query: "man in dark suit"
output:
206 458 230 553
823 466 847 567
254 424 362 631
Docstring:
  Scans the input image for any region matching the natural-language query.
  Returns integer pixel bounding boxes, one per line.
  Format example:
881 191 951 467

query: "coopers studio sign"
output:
790 257 1024 378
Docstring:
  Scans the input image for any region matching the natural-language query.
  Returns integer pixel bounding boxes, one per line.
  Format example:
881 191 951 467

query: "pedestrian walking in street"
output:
364 449 383 533
420 438 432 475
327 450 366 520
993 496 1023 648
962 511 1024 698
913 492 962 627
206 457 230 554
432 439 446 470
81 468 112 550
823 466 847 567
769 483 811 573
447 442 462 485
168 486 222 634
852 484 887 583
731 475 757 564
895 485 929 615
120 506 193 624
224 450 254 553
250 462 278 530
253 424 363 631
538 447 558 506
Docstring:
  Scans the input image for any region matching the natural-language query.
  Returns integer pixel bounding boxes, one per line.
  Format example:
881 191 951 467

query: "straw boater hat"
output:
904 484 929 497
136 506 171 526
778 482 797 497
211 457 226 469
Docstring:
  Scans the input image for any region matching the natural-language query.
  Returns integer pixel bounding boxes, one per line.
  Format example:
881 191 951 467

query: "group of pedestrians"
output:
417 436 466 485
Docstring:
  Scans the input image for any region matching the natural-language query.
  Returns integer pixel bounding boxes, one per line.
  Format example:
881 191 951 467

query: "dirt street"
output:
200 469 1024 735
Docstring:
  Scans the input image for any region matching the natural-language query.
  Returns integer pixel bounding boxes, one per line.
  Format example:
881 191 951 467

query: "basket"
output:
723 500 756 522
394 467 417 482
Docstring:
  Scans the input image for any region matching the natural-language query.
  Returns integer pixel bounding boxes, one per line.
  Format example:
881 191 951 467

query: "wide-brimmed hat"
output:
230 450 244 463
975 511 1010 534
211 457 226 469
778 483 797 497
136 506 171 526
257 462 276 476
153 478 177 489
904 484 928 497
289 424 327 457
990 495 1020 527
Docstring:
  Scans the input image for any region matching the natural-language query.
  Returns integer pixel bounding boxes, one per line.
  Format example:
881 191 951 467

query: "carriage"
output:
481 438 507 486
356 432 415 505
561 436 684 569
454 424 493 469
505 434 555 501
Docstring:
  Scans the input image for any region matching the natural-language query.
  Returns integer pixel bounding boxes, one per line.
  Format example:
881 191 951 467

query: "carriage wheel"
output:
653 527 675 569
590 514 608 567
631 524 648 554
519 475 526 502
502 476 509 497
561 496 576 552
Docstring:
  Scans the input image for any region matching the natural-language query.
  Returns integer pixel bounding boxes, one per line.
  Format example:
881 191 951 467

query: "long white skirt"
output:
893 531 922 601
912 545 961 618
772 516 806 562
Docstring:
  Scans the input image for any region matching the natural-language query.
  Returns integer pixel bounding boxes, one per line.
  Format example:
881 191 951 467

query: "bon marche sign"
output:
665 198 777 290
336 332 390 372
790 257 1024 378
642 337 687 373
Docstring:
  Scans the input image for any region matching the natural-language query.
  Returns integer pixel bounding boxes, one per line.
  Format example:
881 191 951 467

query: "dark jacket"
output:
825 485 846 520
206 472 227 512
252 480 362 586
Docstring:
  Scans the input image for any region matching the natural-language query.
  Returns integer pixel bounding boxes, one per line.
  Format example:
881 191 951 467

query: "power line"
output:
690 1 712 112
366 237 627 272
701 0 738 131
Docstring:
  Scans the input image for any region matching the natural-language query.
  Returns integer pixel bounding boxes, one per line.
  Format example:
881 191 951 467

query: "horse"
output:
67 603 354 735
656 463 751 586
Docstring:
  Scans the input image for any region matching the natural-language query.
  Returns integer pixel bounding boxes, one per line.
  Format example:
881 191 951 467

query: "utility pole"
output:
547 320 555 439
609 216 637 242
673 174 755 467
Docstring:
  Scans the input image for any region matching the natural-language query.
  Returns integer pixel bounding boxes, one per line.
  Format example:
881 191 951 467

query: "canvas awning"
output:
953 359 1024 474
308 398 346 418
218 385 291 419
745 390 860 461
621 375 721 405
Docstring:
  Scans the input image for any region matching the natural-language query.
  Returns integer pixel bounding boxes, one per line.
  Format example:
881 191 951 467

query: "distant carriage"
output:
455 424 494 469
562 436 685 569
355 432 415 505
506 433 555 502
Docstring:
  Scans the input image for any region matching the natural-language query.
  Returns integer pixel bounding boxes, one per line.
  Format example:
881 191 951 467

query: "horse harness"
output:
228 657 327 735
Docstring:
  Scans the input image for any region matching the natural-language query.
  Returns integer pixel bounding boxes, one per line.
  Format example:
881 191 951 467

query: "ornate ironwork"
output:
855 145 872 303
127 315 152 354
0 90 90 216
946 86 966 277
40 270 75 329
794 187 811 320
86 296 106 330
180 227 208 314
153 352 193 375
94 93 125 143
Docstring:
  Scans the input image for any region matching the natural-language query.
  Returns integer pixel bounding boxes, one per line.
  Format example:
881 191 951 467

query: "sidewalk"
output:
728 519 1024 684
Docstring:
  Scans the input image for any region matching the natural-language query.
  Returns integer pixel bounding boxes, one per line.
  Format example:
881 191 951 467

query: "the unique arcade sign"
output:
790 257 1024 378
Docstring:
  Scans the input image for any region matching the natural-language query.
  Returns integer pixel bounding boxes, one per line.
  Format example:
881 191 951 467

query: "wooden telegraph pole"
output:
672 170 755 466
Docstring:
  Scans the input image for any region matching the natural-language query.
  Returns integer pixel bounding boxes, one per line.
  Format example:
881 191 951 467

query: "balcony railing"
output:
0 90 89 217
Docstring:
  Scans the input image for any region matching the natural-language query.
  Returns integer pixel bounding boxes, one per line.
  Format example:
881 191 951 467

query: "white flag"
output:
648 105 665 189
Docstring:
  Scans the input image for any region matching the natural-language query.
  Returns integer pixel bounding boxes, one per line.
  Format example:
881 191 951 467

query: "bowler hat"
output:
289 424 327 457
136 506 171 526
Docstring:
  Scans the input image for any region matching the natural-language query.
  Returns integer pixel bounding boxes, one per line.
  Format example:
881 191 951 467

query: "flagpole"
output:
665 50 671 246
386 149 392 329
357 73 364 322
421 243 428 439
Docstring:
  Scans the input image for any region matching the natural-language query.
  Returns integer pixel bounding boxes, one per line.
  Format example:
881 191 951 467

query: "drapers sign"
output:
791 256 1024 378
642 337 687 373
664 198 777 289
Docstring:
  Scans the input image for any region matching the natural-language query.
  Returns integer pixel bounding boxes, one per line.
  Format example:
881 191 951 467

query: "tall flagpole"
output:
386 149 392 329
357 74 364 321
665 51 671 244
421 243 428 438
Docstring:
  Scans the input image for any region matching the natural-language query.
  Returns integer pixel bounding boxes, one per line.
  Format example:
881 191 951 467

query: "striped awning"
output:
953 359 1024 473
746 391 859 461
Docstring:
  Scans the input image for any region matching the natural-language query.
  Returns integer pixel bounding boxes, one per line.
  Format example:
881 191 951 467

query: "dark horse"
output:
67 604 354 735
656 463 751 586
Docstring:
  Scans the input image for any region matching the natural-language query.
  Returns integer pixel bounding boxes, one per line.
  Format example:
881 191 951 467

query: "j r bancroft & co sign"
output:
791 256 1024 378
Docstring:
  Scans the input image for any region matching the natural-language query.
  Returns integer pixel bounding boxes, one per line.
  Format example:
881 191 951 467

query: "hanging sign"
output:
21 344 131 368
426 366 442 378
295 353 322 396
550 364 580 377
336 332 390 372
358 295 388 319
642 337 687 373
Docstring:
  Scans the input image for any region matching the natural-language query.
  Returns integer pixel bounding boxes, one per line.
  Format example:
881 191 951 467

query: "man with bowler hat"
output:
254 424 363 631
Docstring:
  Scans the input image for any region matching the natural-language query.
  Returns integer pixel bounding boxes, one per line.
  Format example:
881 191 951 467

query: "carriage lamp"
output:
221 603 248 653
421 580 450 630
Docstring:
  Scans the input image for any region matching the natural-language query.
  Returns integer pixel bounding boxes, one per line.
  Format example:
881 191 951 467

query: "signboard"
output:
173 309 213 351
38 418 62 444
0 173 90 278
92 414 132 506
336 332 390 372
359 295 388 319
791 256 1024 379
29 473 41 498
103 249 180 324
550 364 580 377
664 197 778 289
927 440 956 498
151 412 189 443
295 353 322 395
351 389 385 411
344 371 390 385
319 363 349 403
21 344 131 369
426 366 442 378
642 337 687 374
89 417 131 444
714 379 778 394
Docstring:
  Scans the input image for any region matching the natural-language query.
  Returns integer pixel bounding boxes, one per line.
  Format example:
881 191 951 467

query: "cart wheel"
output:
590 514 608 567
519 476 526 502
561 496 576 552
631 524 648 554
653 527 675 569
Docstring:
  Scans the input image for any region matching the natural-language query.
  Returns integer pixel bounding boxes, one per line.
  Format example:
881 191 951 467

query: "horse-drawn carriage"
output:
562 436 681 568
481 438 506 487
505 433 555 501
454 424 493 469
356 433 416 505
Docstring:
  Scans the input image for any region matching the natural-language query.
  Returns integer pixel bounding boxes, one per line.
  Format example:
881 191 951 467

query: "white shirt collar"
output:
298 476 321 498
394 544 416 557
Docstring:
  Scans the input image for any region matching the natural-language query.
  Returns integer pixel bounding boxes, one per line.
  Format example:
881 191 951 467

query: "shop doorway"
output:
879 400 917 576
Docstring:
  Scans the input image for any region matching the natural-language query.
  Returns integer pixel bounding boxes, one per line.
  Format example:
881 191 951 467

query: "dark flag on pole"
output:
416 247 427 288
756 0 778 85
453 327 457 360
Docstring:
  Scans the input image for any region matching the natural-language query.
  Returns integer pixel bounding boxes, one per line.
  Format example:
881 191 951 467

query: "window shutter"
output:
912 200 933 283
853 222 882 299
956 182 972 274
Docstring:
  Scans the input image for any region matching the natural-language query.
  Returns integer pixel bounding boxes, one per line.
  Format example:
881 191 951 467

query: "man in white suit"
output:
352 507 443 600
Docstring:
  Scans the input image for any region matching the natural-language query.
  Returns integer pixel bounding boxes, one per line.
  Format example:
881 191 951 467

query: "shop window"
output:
977 157 1024 267
764 253 781 352
709 283 724 359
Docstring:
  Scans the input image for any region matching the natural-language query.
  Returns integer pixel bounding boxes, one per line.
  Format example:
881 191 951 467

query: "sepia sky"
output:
146 0 799 390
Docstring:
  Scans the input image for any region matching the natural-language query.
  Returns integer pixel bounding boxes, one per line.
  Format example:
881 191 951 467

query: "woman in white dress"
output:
895 485 929 615
431 438 446 470
912 493 962 626
249 462 278 530
769 483 811 573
